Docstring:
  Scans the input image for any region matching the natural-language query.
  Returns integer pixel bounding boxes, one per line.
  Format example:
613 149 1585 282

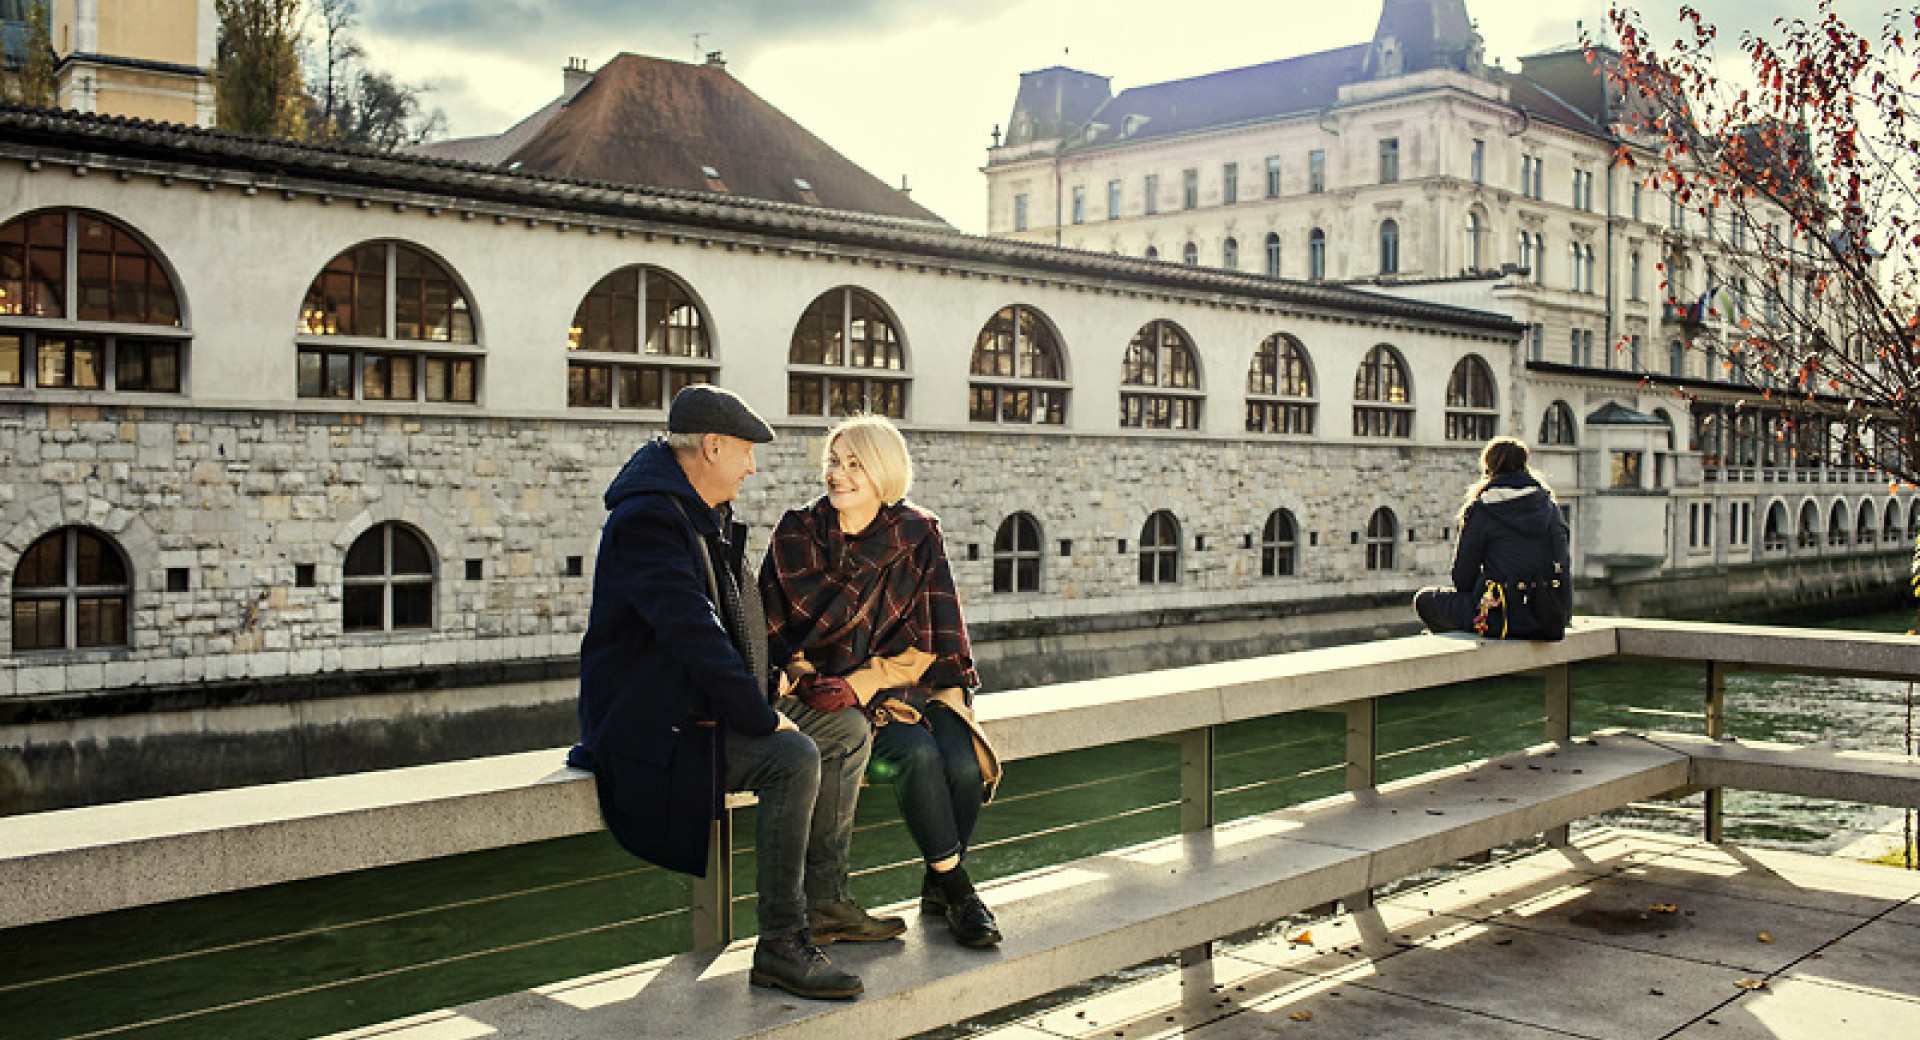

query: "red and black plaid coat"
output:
759 497 979 699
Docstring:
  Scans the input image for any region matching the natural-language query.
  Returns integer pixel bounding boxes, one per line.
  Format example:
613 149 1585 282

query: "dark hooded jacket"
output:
1452 472 1573 639
572 439 778 876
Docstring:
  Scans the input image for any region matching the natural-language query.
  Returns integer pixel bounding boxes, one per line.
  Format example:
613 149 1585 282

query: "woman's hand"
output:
797 673 859 712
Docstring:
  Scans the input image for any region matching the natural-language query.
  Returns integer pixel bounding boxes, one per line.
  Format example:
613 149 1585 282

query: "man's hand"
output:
796 673 859 712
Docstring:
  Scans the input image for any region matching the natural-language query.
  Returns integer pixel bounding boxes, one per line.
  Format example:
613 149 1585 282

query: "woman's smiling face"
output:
824 439 881 521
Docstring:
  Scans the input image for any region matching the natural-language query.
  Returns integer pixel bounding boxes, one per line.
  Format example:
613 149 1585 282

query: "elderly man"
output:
571 385 900 1001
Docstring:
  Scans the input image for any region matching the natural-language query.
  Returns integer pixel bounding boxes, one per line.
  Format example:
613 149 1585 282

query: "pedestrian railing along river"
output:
4 617 1919 1040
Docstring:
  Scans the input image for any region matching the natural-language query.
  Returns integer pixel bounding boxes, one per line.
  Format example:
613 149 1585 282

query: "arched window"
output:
298 241 478 403
11 526 130 651
1797 501 1821 550
1828 501 1849 547
1221 237 1238 270
1444 355 1497 442
1264 232 1280 278
1120 320 1202 430
1379 219 1400 275
1307 228 1326 281
1885 500 1903 544
1517 229 1533 272
1568 241 1582 291
343 522 435 633
1246 333 1315 434
1584 245 1597 293
1182 242 1199 265
1763 502 1787 553
567 264 713 410
1139 510 1180 584
1353 344 1412 437
1464 210 1484 272
969 304 1067 425
1857 501 1877 546
1261 509 1298 577
0 209 186 393
993 512 1043 593
1539 401 1577 446
1365 507 1397 571
1144 246 1160 261
787 286 906 418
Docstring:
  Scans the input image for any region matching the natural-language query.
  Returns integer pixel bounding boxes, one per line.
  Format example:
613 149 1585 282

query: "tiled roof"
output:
500 53 945 224
0 103 1521 338
408 94 569 167
1070 46 1370 151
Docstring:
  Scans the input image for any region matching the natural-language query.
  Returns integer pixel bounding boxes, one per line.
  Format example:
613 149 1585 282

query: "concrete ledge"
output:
1609 616 1920 679
1614 730 1920 809
320 739 1691 1040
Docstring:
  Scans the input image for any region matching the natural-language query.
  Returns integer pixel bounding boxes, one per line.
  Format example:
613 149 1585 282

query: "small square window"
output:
1059 539 1072 557
565 555 585 577
1407 529 1416 542
1118 539 1128 555
465 558 483 581
1243 533 1254 549
295 563 316 588
166 567 190 592
967 543 980 561
1350 531 1360 545
1194 535 1206 552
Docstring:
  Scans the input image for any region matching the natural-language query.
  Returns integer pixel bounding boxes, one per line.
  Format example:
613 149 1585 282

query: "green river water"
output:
3 608 1916 1040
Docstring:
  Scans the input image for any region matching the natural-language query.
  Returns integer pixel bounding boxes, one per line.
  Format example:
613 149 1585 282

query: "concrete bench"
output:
321 737 1693 1040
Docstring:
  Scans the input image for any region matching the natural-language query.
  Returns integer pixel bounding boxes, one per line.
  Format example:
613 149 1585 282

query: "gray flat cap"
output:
668 385 775 443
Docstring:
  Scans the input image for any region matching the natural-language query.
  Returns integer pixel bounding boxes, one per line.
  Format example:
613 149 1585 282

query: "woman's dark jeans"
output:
870 701 983 864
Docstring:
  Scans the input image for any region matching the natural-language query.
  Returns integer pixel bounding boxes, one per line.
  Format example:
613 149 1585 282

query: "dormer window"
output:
794 178 813 192
701 166 720 179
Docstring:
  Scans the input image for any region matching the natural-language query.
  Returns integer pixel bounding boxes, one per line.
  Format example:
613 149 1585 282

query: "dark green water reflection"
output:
4 608 1915 1040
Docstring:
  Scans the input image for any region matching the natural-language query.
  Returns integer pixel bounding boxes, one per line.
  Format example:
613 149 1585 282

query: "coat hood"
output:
604 439 713 528
1473 473 1559 538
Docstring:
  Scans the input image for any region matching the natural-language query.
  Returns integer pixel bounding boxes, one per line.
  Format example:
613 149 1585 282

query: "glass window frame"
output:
10 526 132 653
785 286 908 420
1245 333 1316 435
969 304 1069 426
298 241 481 405
1120 320 1204 432
992 512 1043 594
342 522 437 634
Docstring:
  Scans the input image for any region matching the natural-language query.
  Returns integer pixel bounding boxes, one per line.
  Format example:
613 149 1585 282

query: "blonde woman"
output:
1414 436 1573 640
760 415 1004 949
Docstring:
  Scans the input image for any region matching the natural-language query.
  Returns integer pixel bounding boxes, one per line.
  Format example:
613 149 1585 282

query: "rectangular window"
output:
1632 183 1642 220
1070 185 1085 225
1013 193 1029 232
1144 174 1159 214
298 349 354 399
1182 168 1198 209
1222 162 1238 204
116 339 181 393
0 333 21 386
36 335 103 389
1378 138 1399 183
1570 329 1582 366
423 357 476 403
1265 156 1281 197
1471 139 1484 184
1308 150 1325 193
1529 323 1544 362
1107 179 1121 219
1611 451 1643 488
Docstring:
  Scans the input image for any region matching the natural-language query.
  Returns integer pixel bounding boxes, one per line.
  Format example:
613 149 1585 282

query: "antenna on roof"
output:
692 32 709 57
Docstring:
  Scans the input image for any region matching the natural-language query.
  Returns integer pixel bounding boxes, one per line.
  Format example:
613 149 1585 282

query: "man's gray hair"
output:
665 431 707 456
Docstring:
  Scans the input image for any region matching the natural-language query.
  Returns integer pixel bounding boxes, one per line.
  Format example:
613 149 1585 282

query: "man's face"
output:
707 434 758 503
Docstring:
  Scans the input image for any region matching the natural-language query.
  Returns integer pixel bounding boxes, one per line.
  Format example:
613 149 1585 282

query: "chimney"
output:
705 51 727 69
563 57 593 103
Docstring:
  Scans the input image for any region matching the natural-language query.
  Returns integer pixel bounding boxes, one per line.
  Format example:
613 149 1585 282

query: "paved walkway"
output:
973 829 1920 1040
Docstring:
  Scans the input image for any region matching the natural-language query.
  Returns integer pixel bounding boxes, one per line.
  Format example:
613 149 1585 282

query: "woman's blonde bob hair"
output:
823 414 914 505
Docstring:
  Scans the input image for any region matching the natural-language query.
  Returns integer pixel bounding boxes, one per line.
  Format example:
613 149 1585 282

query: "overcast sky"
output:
349 0 1885 234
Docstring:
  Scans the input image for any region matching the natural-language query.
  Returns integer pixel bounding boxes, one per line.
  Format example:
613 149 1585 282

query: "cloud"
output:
354 0 955 65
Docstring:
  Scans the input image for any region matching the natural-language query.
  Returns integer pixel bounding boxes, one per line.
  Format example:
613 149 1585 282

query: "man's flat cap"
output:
668 385 775 443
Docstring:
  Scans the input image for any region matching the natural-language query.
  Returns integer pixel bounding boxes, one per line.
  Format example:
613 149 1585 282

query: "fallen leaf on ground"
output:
1648 903 1679 913
1757 931 1774 943
1289 1010 1314 1021
1288 931 1314 945
1735 978 1769 991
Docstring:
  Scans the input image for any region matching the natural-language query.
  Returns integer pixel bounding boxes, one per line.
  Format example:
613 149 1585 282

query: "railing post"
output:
1343 699 1378 910
1704 660 1728 843
1543 663 1573 847
1175 726 1215 966
689 809 734 950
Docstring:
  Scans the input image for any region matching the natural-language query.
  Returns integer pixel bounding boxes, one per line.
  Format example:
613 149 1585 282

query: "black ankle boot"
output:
931 866 1001 948
919 868 946 915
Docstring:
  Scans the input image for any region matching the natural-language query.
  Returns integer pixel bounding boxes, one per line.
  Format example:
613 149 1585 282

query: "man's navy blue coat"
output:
573 440 779 876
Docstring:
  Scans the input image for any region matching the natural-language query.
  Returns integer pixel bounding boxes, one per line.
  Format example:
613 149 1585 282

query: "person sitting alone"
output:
1413 436 1572 640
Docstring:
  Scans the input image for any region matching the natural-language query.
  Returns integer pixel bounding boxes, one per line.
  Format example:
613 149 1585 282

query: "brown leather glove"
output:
797 673 859 713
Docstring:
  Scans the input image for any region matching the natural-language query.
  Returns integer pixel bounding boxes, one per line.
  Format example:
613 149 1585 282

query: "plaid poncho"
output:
759 497 979 699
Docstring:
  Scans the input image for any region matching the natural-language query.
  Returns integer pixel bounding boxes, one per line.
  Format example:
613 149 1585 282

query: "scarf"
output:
760 497 979 696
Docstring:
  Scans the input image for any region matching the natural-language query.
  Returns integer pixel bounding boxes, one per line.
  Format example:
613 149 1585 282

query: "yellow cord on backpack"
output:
1473 583 1509 639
